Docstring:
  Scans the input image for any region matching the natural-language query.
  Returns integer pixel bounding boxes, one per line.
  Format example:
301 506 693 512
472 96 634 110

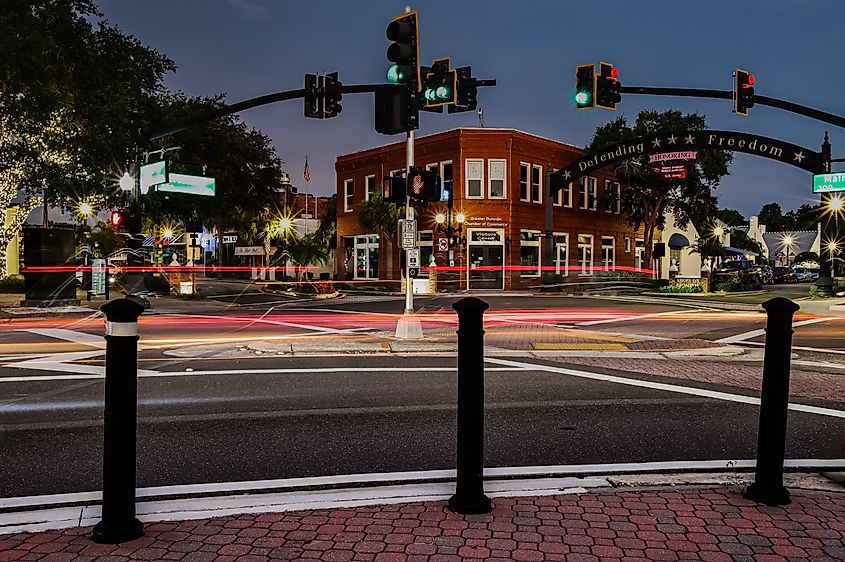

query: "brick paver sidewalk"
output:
2 487 844 561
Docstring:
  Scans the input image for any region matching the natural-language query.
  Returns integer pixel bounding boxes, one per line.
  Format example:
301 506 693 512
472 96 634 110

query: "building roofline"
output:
336 128 584 162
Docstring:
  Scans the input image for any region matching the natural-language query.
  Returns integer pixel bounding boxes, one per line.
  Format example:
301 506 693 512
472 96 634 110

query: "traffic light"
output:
304 73 343 119
734 68 755 116
109 210 126 228
323 72 342 118
421 58 456 108
575 64 595 109
418 65 443 114
385 11 419 90
406 167 441 203
384 11 419 132
304 73 320 118
448 66 477 114
595 62 621 110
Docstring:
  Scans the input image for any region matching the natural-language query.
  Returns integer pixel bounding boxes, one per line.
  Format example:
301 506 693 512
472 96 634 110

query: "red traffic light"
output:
610 67 619 80
746 74 755 86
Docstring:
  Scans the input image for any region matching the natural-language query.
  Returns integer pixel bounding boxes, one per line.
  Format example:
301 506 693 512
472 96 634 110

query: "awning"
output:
667 233 691 249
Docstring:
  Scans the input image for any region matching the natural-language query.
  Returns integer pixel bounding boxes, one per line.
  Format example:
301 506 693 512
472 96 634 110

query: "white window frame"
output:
519 162 530 202
418 230 434 267
465 159 484 199
365 175 376 202
353 234 379 280
425 163 438 174
578 234 594 275
554 232 569 275
635 238 645 271
531 164 543 203
343 179 354 213
601 236 615 271
588 177 597 210
519 230 541 277
488 159 506 199
563 182 573 207
553 183 563 206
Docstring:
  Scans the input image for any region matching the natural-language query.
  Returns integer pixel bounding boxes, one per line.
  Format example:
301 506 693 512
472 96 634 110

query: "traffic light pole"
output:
395 129 423 339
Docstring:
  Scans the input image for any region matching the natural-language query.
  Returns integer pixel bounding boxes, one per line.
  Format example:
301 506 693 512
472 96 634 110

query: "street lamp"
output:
780 234 795 266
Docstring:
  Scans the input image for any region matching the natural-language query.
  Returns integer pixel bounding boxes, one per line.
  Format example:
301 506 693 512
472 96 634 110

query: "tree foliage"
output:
359 193 401 279
717 208 745 226
589 110 732 267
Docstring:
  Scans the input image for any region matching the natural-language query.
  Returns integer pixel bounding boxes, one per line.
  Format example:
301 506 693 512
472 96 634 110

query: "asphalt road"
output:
2 353 844 497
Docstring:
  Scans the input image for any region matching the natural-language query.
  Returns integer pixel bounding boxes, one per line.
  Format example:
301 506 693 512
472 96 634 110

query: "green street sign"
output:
813 172 845 193
157 173 216 197
140 160 168 191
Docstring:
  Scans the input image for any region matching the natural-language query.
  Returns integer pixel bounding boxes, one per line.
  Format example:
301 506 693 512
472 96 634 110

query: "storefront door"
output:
467 229 505 290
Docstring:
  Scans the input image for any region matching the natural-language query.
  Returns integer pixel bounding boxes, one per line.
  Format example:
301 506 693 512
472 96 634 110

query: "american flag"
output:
303 157 311 182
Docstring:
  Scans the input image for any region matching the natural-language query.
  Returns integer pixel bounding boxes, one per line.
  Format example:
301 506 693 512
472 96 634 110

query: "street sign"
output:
813 172 845 193
222 234 237 244
438 238 448 251
399 219 417 249
157 173 216 197
140 160 168 192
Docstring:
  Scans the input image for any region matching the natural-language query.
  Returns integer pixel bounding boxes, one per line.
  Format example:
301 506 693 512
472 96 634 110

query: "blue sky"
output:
98 0 842 218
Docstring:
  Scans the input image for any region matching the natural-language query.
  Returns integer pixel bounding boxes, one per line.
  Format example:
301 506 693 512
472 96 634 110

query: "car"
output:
752 264 774 284
809 268 820 281
793 267 813 282
714 259 754 273
773 266 798 283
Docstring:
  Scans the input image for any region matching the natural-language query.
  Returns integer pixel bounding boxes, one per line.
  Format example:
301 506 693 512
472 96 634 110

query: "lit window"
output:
520 230 541 277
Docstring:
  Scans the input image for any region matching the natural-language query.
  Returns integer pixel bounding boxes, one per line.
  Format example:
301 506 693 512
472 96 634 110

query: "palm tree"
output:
286 233 330 280
358 192 401 279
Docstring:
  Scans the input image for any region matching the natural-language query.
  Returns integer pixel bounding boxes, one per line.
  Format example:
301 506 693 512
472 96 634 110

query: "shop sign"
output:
234 246 264 256
470 230 503 245
464 216 507 228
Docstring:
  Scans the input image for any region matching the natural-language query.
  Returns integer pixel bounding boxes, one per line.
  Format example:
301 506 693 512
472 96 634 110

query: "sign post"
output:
399 219 417 250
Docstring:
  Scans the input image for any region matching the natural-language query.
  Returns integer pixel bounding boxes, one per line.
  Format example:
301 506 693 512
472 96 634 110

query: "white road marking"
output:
4 350 158 378
22 328 105 349
164 313 367 334
715 316 831 344
486 357 845 419
575 309 696 326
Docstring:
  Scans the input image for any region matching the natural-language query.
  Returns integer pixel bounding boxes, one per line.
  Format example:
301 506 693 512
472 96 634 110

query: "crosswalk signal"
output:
109 210 126 228
406 167 441 203
575 64 595 109
734 68 755 116
596 62 621 110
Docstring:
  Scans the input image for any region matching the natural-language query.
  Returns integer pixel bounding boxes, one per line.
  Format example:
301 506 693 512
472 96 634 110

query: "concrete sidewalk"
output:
1 475 843 561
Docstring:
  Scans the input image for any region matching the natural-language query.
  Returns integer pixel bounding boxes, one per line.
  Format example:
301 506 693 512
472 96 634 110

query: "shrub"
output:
0 275 25 293
659 284 702 293
712 271 762 292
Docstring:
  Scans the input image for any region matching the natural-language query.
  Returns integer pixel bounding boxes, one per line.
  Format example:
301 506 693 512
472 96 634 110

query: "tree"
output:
717 208 745 226
783 204 819 232
758 203 784 231
285 233 331 280
590 110 732 268
358 193 401 279
316 194 337 250
1 0 174 275
730 229 765 257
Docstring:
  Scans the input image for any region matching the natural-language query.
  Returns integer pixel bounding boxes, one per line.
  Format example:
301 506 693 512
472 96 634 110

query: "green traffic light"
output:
575 91 590 105
436 85 451 100
387 65 402 84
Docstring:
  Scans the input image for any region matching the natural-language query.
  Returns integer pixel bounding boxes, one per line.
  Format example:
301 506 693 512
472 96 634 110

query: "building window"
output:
604 180 620 213
465 159 483 199
588 177 597 210
344 179 354 212
625 237 631 253
531 165 542 203
418 230 434 267
553 180 563 206
578 234 593 275
520 230 541 277
579 178 587 209
488 159 506 199
563 182 573 207
554 233 569 275
426 163 438 174
354 235 379 279
519 163 530 201
365 175 376 201
601 236 615 271
670 248 682 272
441 161 453 198
635 239 645 271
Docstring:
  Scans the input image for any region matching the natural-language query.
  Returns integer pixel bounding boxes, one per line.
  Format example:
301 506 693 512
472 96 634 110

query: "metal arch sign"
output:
549 130 823 192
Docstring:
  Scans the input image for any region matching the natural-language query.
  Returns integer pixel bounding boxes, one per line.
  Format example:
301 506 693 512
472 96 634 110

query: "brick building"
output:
335 128 653 291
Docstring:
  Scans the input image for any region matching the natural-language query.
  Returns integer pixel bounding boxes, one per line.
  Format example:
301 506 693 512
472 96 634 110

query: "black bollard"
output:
448 297 492 515
744 297 800 506
91 298 145 544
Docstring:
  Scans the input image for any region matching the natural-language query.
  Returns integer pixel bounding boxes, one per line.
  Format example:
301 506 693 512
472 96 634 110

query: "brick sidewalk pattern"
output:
2 487 844 561
550 356 845 404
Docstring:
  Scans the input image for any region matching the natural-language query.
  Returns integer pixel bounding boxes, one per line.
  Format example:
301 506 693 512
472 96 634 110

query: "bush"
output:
712 271 762 292
659 284 703 293
0 275 25 293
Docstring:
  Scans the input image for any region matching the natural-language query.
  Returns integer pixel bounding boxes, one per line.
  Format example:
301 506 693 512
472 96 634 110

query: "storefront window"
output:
578 234 593 275
520 230 541 277
419 230 434 267
354 234 379 279
554 233 569 275
602 236 615 271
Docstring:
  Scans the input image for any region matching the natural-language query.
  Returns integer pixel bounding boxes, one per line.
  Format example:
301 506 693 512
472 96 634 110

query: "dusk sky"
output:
99 0 842 219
